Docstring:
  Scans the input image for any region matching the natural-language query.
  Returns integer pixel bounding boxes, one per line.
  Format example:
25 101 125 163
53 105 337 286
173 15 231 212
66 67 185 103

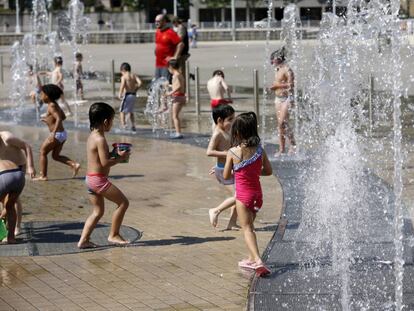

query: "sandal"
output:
253 263 271 277
238 259 256 269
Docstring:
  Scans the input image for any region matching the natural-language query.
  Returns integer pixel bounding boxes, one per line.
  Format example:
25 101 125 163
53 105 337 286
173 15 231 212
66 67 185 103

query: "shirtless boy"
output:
207 104 238 230
207 70 232 109
33 84 80 181
118 62 142 131
0 131 35 235
269 47 296 156
74 52 84 100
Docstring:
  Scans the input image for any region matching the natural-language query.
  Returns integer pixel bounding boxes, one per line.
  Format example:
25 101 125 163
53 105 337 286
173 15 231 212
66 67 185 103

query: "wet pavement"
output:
0 125 282 310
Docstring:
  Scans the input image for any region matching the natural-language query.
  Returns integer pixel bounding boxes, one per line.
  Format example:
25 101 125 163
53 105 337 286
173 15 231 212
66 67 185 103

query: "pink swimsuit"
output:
232 146 263 213
85 173 112 194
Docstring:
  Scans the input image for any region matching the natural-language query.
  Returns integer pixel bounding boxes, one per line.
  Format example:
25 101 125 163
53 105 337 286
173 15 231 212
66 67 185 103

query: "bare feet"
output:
78 240 98 249
225 224 241 231
72 163 81 178
274 150 284 157
209 209 219 227
33 176 48 181
288 146 296 155
108 235 130 246
14 227 21 236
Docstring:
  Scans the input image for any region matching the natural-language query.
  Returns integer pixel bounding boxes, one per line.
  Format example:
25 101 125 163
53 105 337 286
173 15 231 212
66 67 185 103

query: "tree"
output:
201 0 230 8
123 0 146 11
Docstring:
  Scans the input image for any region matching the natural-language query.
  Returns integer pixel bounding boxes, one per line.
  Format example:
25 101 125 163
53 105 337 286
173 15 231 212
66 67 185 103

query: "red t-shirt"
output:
155 28 182 68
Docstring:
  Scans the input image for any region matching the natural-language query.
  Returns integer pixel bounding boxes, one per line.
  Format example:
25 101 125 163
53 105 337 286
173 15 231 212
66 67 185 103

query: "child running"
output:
78 102 130 248
28 65 43 111
118 62 142 132
74 52 84 100
207 104 239 230
0 160 26 244
166 59 186 139
39 56 72 116
0 131 35 235
33 84 80 181
223 112 273 277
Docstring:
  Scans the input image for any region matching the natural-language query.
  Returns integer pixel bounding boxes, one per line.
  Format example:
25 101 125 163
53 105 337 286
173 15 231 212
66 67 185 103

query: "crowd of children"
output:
0 43 295 278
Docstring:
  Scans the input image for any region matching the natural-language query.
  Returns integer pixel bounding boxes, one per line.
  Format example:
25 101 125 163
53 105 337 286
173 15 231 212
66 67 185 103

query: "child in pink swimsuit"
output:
223 112 273 277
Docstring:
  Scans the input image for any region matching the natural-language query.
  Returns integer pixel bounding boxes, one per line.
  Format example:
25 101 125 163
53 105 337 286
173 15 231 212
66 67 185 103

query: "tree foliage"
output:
201 0 230 9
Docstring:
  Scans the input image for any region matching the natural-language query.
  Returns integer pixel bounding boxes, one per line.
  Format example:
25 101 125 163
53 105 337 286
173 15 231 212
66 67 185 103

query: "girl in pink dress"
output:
223 112 273 276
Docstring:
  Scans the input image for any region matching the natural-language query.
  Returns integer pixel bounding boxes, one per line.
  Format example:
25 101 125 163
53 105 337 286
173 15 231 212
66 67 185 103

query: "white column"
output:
15 0 21 33
231 0 235 41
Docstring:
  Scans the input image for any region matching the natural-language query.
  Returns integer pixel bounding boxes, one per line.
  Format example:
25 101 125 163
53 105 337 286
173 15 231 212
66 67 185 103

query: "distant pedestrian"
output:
78 102 130 249
118 62 142 132
154 14 183 80
223 112 273 277
189 24 198 48
172 17 190 80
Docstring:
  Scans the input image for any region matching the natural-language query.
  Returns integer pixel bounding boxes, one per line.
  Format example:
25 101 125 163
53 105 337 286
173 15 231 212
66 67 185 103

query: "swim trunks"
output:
54 131 67 144
0 168 25 198
172 92 186 104
214 162 234 185
120 92 137 113
210 98 233 109
85 173 112 194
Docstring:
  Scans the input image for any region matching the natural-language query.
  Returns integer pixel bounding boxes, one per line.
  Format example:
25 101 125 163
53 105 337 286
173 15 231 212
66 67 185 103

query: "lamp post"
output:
174 0 177 16
15 0 21 33
47 0 53 32
231 0 235 41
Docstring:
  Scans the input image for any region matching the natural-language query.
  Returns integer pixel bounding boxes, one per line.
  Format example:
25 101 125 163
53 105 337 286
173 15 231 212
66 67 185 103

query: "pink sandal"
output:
238 259 256 269
253 263 271 277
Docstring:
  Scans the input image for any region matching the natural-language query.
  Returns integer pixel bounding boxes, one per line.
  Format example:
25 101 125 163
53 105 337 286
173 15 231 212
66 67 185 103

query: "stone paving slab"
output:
0 125 283 310
0 221 142 257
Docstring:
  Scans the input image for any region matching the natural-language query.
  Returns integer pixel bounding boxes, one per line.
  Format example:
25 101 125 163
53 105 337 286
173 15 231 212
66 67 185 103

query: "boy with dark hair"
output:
118 62 142 132
206 104 239 230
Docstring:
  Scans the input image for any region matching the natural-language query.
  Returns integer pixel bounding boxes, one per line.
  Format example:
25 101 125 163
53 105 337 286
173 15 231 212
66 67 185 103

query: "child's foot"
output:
288 146 296 155
157 107 169 113
274 151 284 157
33 176 48 181
170 132 183 139
208 209 219 227
72 163 81 178
78 240 98 249
225 224 241 231
14 227 21 236
238 259 256 269
131 126 136 132
108 235 130 246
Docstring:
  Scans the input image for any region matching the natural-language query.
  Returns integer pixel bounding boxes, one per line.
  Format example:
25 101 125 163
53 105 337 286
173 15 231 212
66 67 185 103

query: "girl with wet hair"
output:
223 112 273 277
33 84 80 181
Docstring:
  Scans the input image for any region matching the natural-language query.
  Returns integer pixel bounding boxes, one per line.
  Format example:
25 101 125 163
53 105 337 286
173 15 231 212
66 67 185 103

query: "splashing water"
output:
145 78 172 135
291 0 407 308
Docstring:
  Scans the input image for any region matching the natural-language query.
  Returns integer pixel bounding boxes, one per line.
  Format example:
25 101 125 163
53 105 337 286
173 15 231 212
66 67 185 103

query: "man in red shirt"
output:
154 14 184 80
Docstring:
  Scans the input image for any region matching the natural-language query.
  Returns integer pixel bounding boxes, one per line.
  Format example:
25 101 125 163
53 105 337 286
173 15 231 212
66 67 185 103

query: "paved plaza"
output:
0 125 282 310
